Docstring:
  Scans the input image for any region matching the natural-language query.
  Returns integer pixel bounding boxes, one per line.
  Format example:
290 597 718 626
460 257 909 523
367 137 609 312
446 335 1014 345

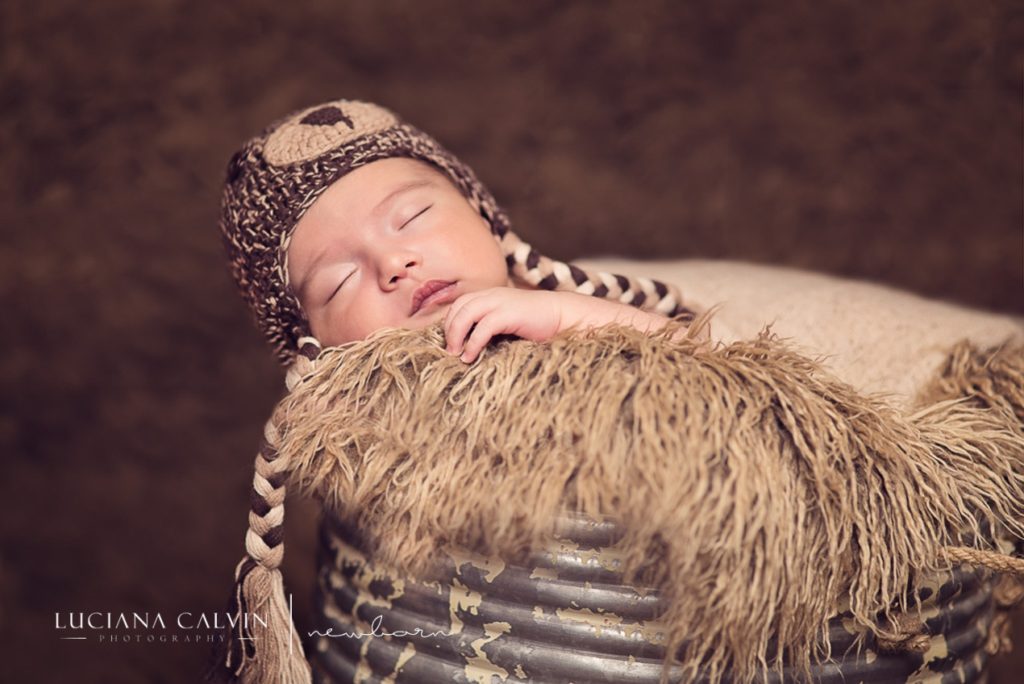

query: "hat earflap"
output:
208 340 323 684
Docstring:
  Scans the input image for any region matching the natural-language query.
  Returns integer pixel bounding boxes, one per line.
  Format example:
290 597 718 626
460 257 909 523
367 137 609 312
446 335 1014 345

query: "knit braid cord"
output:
244 423 288 570
498 231 695 319
218 417 311 683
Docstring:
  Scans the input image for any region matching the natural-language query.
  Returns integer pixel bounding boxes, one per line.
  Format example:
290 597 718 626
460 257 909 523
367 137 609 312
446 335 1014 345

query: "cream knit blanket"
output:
575 258 1024 406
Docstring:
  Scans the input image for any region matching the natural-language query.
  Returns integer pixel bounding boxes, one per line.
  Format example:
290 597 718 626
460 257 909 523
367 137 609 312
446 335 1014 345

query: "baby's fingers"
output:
459 312 509 363
442 289 489 337
445 296 492 355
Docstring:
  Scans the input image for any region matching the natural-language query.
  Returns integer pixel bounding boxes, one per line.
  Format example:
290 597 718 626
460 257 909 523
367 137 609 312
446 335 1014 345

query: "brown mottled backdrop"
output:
2 1 1022 682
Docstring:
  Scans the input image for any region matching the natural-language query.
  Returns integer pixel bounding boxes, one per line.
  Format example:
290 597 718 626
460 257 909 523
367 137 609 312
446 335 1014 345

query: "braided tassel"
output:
211 422 309 684
498 231 697 321
207 340 321 684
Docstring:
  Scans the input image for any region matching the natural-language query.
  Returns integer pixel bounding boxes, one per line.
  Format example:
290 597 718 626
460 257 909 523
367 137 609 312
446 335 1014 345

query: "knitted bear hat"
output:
219 98 695 365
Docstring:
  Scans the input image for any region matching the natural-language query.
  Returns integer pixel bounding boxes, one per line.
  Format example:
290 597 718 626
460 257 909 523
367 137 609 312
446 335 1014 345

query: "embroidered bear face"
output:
263 101 398 166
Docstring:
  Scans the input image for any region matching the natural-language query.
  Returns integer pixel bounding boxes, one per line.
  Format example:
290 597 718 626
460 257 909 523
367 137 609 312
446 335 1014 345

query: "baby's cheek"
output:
317 302 364 346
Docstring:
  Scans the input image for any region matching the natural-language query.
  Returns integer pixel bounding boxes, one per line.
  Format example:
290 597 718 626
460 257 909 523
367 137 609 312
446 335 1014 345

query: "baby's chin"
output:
410 305 451 331
313 303 457 348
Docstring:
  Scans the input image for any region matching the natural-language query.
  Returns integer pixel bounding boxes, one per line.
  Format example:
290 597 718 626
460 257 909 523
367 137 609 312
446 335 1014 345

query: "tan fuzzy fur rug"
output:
275 320 1024 683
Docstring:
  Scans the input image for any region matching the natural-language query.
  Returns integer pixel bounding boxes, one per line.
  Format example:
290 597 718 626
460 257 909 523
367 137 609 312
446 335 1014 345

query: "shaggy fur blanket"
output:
270 318 1024 683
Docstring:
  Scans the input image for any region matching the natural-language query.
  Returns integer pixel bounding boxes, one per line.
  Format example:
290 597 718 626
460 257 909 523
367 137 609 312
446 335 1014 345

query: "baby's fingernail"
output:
460 352 470 363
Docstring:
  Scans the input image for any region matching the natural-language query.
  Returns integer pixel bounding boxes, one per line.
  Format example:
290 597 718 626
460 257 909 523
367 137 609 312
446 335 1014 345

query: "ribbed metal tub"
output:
308 511 997 683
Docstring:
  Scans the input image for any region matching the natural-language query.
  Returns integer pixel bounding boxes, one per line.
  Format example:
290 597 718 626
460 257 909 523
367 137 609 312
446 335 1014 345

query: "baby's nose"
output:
380 254 418 288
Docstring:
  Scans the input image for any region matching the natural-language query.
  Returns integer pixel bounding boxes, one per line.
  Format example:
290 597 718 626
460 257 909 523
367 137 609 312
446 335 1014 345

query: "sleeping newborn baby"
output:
284 157 696 363
222 98 704 369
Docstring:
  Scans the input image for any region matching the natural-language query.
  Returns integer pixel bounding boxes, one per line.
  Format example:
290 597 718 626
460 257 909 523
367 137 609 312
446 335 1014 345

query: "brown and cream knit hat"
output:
220 98 694 365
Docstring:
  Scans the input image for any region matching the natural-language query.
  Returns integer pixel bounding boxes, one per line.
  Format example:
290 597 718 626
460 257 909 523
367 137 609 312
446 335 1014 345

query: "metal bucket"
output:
308 511 997 683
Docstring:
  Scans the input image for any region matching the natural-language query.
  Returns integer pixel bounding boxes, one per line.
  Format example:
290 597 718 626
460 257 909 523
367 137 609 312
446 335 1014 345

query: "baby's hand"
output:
443 287 563 363
443 287 676 363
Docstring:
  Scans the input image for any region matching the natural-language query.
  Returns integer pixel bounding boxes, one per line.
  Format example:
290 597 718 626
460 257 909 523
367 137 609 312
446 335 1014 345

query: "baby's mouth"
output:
411 280 457 315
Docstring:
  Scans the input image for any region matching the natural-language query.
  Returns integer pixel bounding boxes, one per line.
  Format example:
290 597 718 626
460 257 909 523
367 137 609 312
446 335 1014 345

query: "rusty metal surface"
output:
310 511 996 683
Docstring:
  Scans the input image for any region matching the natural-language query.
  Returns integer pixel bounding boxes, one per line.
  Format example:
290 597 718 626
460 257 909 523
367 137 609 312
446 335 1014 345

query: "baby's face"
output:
285 158 512 346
